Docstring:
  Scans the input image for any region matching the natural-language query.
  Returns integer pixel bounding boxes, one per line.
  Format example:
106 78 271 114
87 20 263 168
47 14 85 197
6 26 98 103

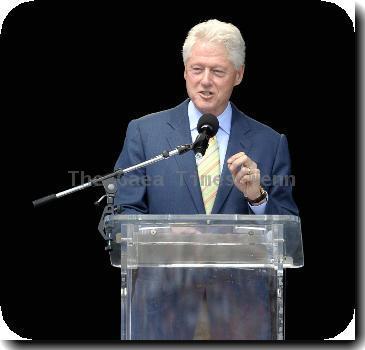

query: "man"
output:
114 19 298 340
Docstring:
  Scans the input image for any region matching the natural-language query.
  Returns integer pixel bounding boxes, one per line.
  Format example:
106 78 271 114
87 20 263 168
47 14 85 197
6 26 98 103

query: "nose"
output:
201 68 212 86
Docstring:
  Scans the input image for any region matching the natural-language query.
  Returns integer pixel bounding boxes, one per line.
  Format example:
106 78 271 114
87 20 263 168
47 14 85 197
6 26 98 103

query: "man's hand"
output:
227 152 262 201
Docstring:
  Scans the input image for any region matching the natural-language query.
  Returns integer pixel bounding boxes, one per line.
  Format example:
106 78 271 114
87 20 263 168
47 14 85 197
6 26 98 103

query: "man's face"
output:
184 40 244 117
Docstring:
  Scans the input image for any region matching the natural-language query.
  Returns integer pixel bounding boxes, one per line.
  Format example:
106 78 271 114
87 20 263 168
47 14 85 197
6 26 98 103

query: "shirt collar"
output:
188 100 232 135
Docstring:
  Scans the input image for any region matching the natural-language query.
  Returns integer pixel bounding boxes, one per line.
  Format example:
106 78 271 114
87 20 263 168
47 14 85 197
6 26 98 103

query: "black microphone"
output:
193 113 219 159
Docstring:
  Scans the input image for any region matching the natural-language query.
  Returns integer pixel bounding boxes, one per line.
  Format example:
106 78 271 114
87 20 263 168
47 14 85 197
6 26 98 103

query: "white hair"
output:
182 19 246 69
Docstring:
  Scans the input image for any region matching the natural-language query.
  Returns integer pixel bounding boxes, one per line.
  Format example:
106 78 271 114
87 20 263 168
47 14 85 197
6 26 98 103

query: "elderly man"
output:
114 19 298 340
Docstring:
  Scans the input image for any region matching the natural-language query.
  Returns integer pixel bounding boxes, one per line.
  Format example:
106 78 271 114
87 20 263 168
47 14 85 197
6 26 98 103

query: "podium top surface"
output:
108 214 300 223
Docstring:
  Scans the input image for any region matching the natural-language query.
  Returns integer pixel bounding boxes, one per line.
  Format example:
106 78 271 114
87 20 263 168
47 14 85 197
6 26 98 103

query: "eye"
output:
192 67 203 74
213 69 225 77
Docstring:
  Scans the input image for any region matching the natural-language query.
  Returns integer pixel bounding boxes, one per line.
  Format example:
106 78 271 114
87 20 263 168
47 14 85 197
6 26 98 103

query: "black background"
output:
0 0 356 340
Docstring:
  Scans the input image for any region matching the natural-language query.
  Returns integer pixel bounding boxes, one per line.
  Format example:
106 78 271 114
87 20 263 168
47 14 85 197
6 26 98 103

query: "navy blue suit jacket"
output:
114 99 298 216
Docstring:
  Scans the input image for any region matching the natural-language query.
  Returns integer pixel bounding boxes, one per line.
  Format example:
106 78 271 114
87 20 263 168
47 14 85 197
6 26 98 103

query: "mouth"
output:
198 91 214 98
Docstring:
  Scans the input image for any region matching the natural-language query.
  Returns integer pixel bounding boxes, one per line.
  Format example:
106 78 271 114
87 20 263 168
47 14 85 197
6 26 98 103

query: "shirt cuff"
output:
248 194 268 215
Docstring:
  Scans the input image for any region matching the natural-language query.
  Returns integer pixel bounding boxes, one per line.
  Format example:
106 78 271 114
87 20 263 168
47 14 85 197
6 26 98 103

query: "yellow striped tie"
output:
197 136 220 214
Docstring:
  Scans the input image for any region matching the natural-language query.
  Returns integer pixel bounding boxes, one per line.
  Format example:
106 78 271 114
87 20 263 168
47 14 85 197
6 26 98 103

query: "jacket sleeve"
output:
265 134 299 216
113 119 149 215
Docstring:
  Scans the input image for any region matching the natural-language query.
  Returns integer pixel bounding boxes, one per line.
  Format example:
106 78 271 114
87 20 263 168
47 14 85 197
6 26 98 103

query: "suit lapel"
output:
166 100 205 214
212 105 252 214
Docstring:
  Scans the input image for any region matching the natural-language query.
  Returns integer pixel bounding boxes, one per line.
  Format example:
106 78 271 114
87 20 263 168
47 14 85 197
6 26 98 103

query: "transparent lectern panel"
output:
127 266 279 340
109 215 301 340
130 224 274 267
105 214 303 268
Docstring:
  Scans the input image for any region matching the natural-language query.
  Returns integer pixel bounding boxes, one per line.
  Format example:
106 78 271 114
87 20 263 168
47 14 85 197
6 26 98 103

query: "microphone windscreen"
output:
197 114 219 136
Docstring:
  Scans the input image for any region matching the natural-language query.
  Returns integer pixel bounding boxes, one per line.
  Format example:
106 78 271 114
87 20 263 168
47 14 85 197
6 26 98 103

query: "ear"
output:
184 67 187 80
234 65 244 86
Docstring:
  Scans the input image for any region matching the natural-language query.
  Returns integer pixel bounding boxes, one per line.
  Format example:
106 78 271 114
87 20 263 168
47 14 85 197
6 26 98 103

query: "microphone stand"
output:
32 143 193 251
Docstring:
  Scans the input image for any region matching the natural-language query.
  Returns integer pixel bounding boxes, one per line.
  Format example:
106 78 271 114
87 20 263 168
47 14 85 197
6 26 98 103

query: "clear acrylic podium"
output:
104 214 304 340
